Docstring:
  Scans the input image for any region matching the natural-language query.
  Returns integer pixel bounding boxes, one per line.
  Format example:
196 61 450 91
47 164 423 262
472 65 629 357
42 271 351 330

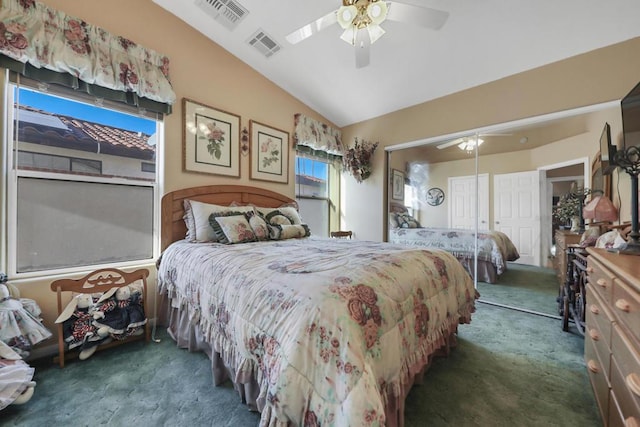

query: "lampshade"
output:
367 1 388 25
583 195 618 222
337 5 358 29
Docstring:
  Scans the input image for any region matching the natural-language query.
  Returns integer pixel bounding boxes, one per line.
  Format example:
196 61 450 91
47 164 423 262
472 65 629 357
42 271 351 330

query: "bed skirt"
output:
457 257 498 283
158 292 462 427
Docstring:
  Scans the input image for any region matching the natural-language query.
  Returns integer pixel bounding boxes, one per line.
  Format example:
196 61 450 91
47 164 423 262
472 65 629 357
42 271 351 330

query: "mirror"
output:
387 101 622 317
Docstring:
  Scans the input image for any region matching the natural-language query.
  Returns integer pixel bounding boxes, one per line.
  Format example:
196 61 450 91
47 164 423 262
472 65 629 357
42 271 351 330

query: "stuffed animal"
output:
55 293 106 360
93 285 147 340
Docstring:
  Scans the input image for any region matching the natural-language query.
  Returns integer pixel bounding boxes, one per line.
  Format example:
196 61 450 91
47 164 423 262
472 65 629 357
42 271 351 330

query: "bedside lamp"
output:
582 194 618 223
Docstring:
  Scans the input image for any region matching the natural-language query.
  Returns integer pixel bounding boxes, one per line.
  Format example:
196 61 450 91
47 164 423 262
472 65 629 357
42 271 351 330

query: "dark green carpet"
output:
477 263 560 316
3 265 600 427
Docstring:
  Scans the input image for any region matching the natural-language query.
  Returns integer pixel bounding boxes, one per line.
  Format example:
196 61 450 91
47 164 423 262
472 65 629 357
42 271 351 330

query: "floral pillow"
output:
397 213 421 228
246 211 269 241
389 212 400 229
268 224 311 240
184 200 254 242
208 213 256 244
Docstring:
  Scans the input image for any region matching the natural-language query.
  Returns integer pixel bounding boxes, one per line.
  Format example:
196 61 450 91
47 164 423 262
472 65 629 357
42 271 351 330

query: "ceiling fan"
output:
436 134 513 151
285 0 449 68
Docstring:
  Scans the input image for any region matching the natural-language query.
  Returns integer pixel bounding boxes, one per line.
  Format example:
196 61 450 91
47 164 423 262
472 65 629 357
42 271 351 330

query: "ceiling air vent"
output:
247 29 281 58
195 0 248 30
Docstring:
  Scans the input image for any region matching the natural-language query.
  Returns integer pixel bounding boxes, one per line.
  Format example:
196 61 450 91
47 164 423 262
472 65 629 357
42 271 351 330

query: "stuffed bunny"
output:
93 285 147 340
55 293 106 360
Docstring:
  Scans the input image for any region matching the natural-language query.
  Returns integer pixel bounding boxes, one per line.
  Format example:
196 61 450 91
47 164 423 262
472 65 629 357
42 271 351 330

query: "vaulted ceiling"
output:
153 0 640 128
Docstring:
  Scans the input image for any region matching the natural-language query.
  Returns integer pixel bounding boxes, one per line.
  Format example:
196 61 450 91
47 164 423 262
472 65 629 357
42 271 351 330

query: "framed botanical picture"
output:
250 120 289 184
182 98 240 177
392 169 405 201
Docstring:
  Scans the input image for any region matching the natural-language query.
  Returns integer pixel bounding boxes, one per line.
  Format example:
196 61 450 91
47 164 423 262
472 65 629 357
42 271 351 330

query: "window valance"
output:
0 0 176 113
293 113 343 157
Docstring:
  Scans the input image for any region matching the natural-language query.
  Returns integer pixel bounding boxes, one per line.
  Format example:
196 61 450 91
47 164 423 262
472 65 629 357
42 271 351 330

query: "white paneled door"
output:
448 174 489 230
494 171 542 266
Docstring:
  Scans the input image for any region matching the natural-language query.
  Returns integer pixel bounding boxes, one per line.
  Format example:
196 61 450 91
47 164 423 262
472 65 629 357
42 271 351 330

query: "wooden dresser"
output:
585 248 640 426
554 229 581 286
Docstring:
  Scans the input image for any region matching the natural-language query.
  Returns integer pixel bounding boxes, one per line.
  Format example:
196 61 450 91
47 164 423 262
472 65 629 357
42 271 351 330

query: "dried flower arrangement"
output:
342 138 379 183
553 187 591 223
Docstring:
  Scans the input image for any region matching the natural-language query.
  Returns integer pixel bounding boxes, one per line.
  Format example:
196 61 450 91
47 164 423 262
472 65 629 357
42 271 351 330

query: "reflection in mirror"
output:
387 101 624 321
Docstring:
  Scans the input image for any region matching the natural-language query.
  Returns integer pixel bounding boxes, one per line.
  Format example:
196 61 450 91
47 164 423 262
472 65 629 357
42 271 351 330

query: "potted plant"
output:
343 138 378 183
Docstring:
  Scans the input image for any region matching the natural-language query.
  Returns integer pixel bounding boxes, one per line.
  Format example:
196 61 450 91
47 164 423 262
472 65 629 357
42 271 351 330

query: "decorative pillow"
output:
579 227 601 248
397 213 421 228
389 212 400 229
257 205 303 225
268 224 311 240
185 200 255 242
208 213 256 244
246 211 269 241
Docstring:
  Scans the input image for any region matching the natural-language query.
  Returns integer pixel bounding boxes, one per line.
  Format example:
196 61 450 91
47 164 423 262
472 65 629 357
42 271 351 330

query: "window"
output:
295 156 335 237
6 81 161 277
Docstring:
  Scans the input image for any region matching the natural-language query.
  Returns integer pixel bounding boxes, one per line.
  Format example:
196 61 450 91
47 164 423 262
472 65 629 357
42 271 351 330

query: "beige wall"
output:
342 37 640 241
4 0 335 353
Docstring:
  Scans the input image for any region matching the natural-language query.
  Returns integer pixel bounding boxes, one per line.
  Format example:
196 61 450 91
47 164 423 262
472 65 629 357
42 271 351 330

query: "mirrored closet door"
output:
387 101 623 318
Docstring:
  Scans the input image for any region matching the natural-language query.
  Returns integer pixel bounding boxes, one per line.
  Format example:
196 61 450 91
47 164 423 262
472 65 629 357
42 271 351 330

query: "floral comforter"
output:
389 228 520 275
157 237 476 426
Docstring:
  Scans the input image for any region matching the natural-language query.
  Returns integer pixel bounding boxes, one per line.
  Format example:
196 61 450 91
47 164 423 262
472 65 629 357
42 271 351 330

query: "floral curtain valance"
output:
0 0 176 112
293 113 343 157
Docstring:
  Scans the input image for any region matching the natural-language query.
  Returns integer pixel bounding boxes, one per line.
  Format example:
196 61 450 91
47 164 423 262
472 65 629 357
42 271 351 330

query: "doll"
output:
0 283 52 358
0 340 36 409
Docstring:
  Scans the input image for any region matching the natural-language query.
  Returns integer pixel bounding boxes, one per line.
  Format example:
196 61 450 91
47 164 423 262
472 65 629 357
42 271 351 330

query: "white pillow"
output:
186 200 254 242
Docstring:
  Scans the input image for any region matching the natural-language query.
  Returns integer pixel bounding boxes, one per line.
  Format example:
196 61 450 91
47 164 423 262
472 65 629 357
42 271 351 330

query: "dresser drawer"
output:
613 278 640 343
588 256 616 305
608 391 640 427
611 325 640 421
586 334 611 420
587 285 614 359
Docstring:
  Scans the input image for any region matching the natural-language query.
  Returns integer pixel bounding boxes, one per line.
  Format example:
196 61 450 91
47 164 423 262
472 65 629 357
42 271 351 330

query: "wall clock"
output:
426 187 445 206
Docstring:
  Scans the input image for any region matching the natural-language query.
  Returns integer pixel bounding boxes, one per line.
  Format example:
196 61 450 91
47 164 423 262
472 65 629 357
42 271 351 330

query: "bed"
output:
388 207 519 283
157 185 478 427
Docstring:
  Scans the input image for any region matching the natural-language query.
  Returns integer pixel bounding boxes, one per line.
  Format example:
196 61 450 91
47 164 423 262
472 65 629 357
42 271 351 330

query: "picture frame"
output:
182 98 240 177
250 120 289 184
392 169 405 201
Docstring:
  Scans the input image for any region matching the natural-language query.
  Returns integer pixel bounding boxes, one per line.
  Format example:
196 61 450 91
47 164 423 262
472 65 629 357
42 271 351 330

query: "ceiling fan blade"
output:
436 138 464 150
386 2 449 30
285 10 338 45
355 29 370 68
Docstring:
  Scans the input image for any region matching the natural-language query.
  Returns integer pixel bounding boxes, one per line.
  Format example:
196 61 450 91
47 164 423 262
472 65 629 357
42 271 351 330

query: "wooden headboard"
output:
160 184 296 250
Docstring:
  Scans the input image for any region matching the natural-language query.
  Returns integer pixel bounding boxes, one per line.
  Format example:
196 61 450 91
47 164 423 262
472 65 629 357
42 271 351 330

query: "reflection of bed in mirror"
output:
388 204 520 283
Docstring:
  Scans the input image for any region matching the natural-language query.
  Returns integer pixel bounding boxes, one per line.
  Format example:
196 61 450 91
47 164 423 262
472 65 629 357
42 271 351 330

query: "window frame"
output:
4 76 163 279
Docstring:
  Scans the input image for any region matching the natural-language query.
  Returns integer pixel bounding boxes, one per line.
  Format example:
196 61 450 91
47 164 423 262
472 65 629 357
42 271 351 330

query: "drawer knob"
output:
589 304 600 315
627 373 640 397
626 417 640 427
587 266 594 273
589 329 600 341
596 278 607 288
587 359 600 374
616 299 631 313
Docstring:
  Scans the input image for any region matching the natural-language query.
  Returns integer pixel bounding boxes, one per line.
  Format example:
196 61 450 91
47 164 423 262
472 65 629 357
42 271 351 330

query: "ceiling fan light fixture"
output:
337 5 358 29
367 1 388 25
458 138 484 151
